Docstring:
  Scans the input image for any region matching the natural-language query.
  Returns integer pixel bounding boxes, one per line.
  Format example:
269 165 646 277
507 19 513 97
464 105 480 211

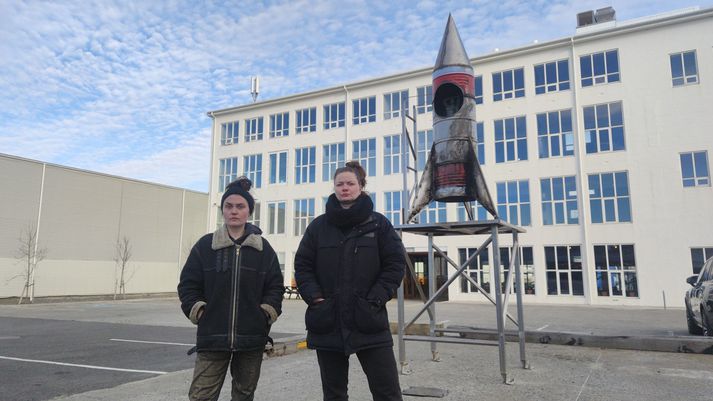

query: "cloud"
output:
1 0 709 192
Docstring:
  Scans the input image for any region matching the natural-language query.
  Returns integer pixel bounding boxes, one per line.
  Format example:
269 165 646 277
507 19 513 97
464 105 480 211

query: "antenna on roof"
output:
250 76 260 103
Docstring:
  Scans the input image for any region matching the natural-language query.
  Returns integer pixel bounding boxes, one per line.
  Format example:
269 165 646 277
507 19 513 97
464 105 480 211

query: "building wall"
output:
207 8 713 307
0 154 209 298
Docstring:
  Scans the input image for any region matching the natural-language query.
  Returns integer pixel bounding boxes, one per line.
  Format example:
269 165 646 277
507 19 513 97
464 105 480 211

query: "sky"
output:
1 0 711 192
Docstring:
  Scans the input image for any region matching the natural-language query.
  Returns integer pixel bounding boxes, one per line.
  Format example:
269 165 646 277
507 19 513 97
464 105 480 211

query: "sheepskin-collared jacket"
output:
178 223 284 352
294 194 406 354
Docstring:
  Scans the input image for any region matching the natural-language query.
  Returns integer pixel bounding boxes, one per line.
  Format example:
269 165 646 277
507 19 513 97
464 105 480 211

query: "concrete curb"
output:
447 325 713 354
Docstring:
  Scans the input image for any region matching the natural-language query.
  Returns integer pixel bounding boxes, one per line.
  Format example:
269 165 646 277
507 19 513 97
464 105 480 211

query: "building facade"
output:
207 7 713 307
0 153 209 299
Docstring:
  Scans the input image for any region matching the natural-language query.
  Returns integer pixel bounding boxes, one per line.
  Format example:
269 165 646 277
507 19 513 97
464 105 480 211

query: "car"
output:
685 256 713 336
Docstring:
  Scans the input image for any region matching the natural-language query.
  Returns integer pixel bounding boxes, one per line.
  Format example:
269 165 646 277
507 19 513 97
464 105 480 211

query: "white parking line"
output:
536 324 549 331
0 355 166 375
110 338 194 347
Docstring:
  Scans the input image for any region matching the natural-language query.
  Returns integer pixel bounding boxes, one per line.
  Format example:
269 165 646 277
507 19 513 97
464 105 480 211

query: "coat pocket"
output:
305 298 336 334
353 296 388 334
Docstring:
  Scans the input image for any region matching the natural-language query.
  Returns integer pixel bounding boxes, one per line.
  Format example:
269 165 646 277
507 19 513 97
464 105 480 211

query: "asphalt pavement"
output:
0 297 711 401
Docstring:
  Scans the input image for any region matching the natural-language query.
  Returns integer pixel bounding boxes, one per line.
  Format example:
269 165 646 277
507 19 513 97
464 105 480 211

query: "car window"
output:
703 259 713 282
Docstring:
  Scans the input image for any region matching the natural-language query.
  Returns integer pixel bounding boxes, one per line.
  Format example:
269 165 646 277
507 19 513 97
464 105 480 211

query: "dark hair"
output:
221 176 255 214
334 160 367 188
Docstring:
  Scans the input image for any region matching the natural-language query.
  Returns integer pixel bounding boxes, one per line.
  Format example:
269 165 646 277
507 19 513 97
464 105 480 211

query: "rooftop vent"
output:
577 7 616 27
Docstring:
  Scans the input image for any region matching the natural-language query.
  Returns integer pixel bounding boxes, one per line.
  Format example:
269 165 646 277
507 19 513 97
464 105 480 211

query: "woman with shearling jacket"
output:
178 177 284 401
295 161 406 401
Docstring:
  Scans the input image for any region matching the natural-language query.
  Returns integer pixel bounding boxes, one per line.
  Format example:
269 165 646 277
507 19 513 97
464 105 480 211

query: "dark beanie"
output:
221 177 255 215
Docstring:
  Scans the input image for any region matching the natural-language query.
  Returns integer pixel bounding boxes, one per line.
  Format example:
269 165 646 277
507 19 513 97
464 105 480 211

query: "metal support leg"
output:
491 225 511 383
397 281 411 374
427 234 439 362
513 232 530 369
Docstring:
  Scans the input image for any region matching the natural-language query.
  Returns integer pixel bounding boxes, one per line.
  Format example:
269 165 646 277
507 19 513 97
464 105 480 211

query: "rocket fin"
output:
470 140 498 218
407 149 435 222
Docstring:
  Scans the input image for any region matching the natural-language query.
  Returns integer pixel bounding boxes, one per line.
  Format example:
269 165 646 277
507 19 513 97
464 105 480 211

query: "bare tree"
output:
113 236 133 300
10 222 47 304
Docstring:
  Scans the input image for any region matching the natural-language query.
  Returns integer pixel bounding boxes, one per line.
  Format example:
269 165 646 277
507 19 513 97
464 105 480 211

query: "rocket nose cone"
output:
434 15 472 70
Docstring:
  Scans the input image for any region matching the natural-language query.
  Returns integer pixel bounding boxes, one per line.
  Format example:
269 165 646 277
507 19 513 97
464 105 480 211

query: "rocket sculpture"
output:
408 14 498 222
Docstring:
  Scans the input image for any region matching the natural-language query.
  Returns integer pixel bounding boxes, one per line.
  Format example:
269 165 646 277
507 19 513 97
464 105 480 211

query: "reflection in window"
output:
537 109 573 158
457 201 490 222
680 151 710 187
416 129 433 171
269 151 287 185
545 245 584 296
267 201 286 234
324 102 345 129
584 101 625 153
243 154 262 188
499 247 535 294
495 116 527 163
691 247 713 275
416 85 433 114
352 96 376 125
670 50 698 86
459 247 490 294
534 59 570 94
492 68 525 101
295 146 316 184
384 191 403 225
383 134 401 175
588 171 631 223
218 157 239 191
418 201 447 224
580 50 620 87
221 121 239 145
352 138 377 177
293 198 315 236
594 244 638 297
496 180 531 226
322 143 345 182
474 75 483 104
296 107 317 134
245 117 264 142
541 176 578 225
384 90 409 120
269 112 289 138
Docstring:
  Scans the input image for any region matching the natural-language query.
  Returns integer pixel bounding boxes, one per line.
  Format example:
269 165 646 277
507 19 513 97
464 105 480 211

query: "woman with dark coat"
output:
295 161 406 401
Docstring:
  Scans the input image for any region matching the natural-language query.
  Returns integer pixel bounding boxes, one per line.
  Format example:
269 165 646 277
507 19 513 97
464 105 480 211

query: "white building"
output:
207 7 713 307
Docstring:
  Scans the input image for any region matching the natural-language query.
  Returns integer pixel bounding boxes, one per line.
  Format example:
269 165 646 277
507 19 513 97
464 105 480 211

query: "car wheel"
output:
687 305 703 335
702 307 713 337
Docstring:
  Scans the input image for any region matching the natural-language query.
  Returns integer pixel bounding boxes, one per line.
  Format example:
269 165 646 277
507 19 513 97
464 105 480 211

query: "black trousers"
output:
316 346 403 401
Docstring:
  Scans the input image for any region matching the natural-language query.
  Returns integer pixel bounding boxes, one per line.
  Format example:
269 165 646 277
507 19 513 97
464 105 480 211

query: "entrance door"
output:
403 253 449 301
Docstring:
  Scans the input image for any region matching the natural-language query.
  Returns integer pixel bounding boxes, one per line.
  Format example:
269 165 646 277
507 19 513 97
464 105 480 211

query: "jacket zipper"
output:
230 245 242 350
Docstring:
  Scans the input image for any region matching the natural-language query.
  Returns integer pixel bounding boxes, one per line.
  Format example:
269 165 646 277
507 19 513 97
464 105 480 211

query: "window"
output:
384 90 408 120
537 109 574 158
295 146 316 184
499 247 535 294
218 157 238 191
245 117 263 142
296 107 317 134
583 101 625 153
267 201 286 234
459 247 490 293
492 68 525 101
243 154 262 188
588 172 631 223
369 192 376 210
324 102 345 129
352 138 376 176
680 151 710 187
580 50 620 87
475 122 485 165
691 248 713 275
474 75 483 104
269 112 289 138
534 59 570 94
496 180 531 226
670 50 698 86
247 202 260 227
352 96 376 125
418 201 447 224
293 198 315 236
417 129 433 171
277 252 286 279
541 176 578 225
416 85 432 114
384 134 401 175
322 143 345 182
545 245 584 296
457 201 490 222
495 116 527 163
269 151 287 185
594 244 638 297
221 121 239 145
384 191 403 225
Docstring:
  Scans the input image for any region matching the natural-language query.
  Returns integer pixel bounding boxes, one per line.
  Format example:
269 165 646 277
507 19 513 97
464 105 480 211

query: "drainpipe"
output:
207 111 218 232
343 85 351 161
570 36 593 305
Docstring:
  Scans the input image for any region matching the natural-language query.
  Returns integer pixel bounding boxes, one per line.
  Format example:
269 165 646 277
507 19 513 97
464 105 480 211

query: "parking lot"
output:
0 297 711 401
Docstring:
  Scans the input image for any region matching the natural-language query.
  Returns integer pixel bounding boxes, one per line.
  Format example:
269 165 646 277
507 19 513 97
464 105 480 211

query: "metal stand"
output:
395 220 529 383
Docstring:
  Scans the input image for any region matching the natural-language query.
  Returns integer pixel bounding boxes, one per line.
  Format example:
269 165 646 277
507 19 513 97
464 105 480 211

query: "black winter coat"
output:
178 224 284 352
294 207 406 354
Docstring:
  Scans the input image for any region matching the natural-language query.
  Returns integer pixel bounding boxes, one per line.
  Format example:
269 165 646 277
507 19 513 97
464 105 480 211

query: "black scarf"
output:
325 193 373 229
